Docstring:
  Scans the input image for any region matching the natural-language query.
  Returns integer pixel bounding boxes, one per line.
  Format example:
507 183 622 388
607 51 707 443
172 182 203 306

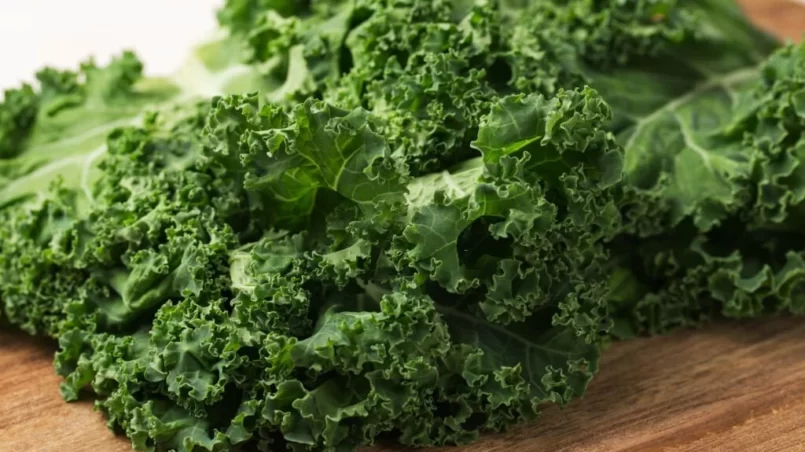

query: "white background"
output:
0 0 223 90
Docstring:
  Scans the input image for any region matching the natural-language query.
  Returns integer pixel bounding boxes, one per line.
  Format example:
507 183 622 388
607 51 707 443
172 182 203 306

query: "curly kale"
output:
3 77 618 450
2 0 805 451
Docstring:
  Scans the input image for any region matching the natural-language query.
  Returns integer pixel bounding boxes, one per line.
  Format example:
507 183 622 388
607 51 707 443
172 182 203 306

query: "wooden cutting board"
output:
2 1 805 451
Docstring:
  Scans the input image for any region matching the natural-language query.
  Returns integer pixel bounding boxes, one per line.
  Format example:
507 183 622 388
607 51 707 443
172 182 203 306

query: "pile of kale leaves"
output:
2 0 804 450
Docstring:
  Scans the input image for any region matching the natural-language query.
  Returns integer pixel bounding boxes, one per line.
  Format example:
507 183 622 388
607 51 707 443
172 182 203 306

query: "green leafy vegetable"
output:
1 0 804 451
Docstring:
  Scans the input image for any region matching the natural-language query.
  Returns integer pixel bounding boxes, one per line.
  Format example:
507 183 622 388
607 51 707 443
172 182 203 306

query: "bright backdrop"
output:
0 0 223 90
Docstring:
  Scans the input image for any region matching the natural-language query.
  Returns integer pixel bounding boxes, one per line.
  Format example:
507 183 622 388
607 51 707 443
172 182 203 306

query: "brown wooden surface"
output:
447 316 805 452
3 1 805 451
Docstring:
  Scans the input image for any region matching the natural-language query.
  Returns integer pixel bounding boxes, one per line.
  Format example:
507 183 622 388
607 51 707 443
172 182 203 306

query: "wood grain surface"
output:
3 1 805 451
